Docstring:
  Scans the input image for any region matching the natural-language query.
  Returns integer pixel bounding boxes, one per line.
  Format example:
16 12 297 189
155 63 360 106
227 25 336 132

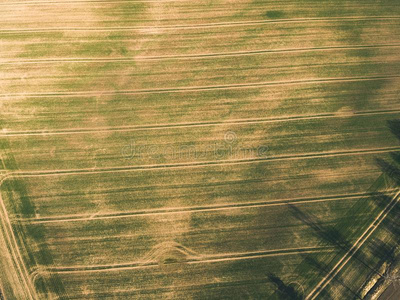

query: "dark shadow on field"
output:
391 152 400 164
288 203 386 277
371 192 395 211
358 119 400 298
302 254 362 299
376 118 400 223
0 134 68 299
288 204 352 253
370 239 397 268
361 206 400 299
388 120 400 141
382 202 400 241
376 158 400 187
357 118 400 299
374 118 400 253
266 118 400 299
286 193 389 299
264 10 285 19
266 273 303 300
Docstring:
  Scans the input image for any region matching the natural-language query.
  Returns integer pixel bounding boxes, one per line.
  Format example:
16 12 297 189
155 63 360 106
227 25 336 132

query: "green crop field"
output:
1 0 400 299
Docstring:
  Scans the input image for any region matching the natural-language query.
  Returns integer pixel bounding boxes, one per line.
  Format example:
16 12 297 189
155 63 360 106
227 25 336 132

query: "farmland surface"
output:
1 0 400 299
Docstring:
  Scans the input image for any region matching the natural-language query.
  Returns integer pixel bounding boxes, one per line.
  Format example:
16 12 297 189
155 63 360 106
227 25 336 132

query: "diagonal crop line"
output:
305 190 400 300
0 176 38 300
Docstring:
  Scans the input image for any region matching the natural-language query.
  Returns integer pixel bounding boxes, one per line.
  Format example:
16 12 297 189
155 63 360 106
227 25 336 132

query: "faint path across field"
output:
1 44 400 65
1 16 400 32
1 108 400 137
1 75 399 98
44 246 334 274
23 190 394 224
0 146 397 179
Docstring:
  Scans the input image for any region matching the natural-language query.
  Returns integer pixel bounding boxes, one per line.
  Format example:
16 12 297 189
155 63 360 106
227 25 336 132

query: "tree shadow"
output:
288 203 385 290
267 273 303 300
388 119 400 141
303 254 361 299
375 158 400 186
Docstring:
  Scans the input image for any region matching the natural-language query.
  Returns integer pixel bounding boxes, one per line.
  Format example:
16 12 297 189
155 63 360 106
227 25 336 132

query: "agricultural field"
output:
0 0 400 299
